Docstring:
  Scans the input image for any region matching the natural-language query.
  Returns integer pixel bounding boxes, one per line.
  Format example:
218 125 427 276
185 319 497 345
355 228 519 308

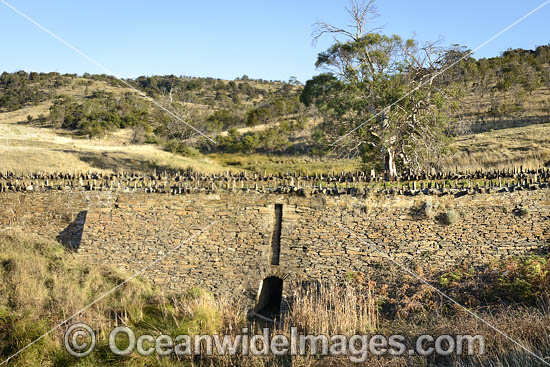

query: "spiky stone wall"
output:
1 186 548 308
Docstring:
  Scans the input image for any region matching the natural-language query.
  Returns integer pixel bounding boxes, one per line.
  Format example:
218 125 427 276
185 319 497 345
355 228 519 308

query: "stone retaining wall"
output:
1 188 548 308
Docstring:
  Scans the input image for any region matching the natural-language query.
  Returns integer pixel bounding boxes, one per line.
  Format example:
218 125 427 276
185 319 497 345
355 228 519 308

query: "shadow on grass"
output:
52 148 183 174
466 115 550 135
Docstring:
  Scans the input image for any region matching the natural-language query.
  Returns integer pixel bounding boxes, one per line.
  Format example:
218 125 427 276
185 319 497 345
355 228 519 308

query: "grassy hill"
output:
2 100 548 175
1 45 550 175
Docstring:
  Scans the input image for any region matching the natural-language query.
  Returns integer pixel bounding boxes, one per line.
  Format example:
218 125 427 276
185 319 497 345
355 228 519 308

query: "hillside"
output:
0 73 317 174
2 100 549 175
0 45 549 175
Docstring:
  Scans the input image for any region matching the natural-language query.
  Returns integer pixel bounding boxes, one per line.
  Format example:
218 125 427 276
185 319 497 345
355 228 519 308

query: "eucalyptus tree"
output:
302 0 462 176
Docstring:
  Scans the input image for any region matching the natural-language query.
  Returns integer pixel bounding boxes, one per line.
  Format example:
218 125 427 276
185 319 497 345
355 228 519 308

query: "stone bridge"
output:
1 184 549 316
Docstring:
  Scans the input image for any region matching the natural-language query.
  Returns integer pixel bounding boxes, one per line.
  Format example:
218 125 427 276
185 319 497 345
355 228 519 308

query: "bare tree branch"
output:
312 0 379 46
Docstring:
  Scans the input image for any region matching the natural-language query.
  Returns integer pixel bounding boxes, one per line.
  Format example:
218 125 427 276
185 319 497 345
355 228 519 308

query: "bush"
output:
439 209 459 225
439 270 467 287
37 114 46 125
411 198 437 219
513 207 530 217
421 200 434 218
131 125 147 144
0 71 51 112
165 140 201 157
498 256 550 304
131 124 154 144
207 108 244 129
50 91 153 137
214 125 292 154
240 133 260 153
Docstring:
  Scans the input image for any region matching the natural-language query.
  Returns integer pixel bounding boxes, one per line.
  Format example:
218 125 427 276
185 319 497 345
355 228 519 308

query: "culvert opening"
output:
255 276 283 319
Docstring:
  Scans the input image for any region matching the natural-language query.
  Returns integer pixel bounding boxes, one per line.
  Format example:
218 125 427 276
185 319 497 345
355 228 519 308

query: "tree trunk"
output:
384 147 397 179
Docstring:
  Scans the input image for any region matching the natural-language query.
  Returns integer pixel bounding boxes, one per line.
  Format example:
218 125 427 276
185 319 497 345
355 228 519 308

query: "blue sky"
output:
1 1 549 82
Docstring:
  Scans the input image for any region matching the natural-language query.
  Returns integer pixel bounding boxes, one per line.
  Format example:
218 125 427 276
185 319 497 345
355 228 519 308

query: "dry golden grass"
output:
1 75 548 175
0 103 228 174
0 79 231 174
281 282 378 335
441 122 550 172
0 78 297 175
0 231 151 320
0 100 356 174
459 86 550 121
192 280 550 367
210 153 362 175
2 108 549 175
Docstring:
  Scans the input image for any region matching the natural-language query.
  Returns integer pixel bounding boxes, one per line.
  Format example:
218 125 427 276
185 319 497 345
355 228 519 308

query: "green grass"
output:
210 153 362 175
0 231 235 367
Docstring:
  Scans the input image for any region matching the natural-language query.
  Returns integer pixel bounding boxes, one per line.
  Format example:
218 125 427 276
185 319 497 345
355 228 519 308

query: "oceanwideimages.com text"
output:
65 323 485 363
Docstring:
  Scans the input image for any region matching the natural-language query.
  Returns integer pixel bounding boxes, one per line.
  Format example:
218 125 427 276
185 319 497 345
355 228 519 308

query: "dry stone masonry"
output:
0 167 549 197
0 169 549 310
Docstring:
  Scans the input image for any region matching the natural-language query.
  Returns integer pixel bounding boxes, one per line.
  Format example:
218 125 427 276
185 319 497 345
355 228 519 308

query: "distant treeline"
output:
2 45 547 114
0 71 73 111
0 71 302 113
0 69 306 155
449 45 550 93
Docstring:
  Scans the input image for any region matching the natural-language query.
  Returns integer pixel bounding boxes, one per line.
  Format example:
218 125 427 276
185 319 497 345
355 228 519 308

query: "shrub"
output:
37 114 46 125
410 198 437 220
439 209 459 225
439 270 467 287
420 199 434 218
49 91 153 137
165 140 201 157
207 108 244 129
131 124 154 144
513 207 530 217
131 125 147 144
498 256 550 304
